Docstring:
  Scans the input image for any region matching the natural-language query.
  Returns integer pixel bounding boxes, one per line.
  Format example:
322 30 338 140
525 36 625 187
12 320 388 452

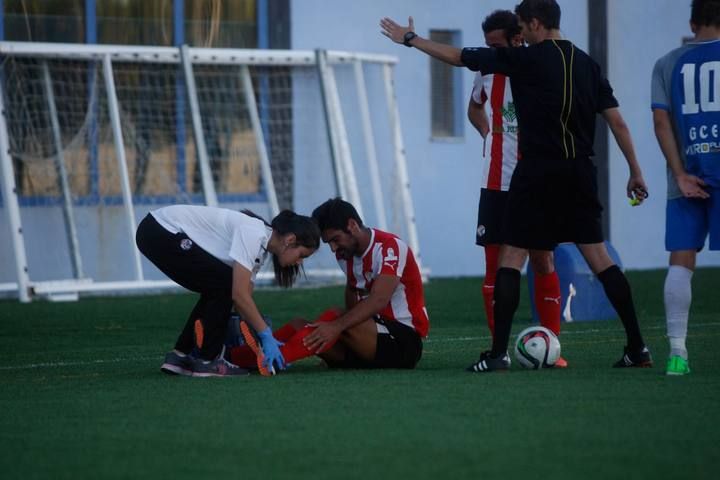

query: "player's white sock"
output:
664 265 693 359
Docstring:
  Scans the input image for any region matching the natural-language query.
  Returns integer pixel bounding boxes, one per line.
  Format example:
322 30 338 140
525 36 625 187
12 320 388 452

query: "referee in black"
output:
381 0 652 371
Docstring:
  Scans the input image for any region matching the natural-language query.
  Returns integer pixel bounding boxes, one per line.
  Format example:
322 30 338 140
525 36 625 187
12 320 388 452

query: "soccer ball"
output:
514 326 561 369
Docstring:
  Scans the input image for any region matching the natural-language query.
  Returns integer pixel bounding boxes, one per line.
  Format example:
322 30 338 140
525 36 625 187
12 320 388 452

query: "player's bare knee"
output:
669 250 697 270
341 323 365 341
340 320 377 346
318 344 349 367
578 243 613 274
529 251 554 275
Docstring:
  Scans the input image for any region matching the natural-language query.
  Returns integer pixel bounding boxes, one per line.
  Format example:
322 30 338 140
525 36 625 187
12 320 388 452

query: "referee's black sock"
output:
597 265 645 352
491 268 521 358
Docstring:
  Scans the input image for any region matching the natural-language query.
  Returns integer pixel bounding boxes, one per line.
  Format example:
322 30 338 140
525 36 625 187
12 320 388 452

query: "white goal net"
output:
0 42 420 301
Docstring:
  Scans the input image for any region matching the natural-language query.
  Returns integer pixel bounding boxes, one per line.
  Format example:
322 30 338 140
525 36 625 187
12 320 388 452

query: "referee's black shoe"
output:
466 351 511 373
613 346 653 368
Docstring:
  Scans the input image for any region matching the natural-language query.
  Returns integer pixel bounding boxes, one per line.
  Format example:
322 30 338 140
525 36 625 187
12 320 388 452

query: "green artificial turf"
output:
1 270 719 479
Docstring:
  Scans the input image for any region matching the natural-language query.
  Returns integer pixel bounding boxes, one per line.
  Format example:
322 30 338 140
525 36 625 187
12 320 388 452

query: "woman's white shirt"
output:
151 205 272 282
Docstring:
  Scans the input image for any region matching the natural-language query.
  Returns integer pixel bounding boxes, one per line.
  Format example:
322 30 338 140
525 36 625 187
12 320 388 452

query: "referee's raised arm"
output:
380 16 464 66
380 16 504 73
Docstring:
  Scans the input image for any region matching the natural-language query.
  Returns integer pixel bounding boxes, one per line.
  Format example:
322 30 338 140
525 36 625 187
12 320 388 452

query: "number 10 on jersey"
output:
681 61 720 114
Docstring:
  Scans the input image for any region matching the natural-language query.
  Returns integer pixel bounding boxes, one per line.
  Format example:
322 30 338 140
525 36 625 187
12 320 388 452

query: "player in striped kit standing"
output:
231 198 429 373
467 10 566 370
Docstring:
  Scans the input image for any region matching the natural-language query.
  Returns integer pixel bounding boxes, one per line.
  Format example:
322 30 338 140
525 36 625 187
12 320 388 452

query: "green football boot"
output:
665 355 690 376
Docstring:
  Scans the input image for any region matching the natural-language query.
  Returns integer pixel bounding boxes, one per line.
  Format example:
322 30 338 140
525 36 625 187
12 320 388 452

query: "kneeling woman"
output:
135 205 320 377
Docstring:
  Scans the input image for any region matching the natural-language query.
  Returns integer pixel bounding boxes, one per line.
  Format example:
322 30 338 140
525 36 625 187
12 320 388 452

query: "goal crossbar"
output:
0 42 398 66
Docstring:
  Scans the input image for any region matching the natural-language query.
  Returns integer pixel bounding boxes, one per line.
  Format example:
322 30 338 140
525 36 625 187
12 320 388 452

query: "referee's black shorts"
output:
502 157 604 251
476 188 509 246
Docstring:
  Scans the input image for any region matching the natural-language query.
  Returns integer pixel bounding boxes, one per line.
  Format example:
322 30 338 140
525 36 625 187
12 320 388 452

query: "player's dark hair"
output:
691 0 720 27
311 197 364 233
482 10 522 44
514 0 561 30
242 209 320 288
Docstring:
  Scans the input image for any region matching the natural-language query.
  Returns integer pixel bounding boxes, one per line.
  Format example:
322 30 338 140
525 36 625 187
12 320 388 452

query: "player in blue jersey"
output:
652 0 720 376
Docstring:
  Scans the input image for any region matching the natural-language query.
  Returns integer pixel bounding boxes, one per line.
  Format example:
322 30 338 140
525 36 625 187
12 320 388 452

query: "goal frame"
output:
0 41 421 302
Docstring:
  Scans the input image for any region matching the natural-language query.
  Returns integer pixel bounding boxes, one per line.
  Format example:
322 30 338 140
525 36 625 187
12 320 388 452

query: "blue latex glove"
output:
257 328 286 372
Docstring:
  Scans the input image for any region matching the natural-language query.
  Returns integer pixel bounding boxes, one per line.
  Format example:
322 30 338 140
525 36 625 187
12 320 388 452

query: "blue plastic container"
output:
527 241 622 322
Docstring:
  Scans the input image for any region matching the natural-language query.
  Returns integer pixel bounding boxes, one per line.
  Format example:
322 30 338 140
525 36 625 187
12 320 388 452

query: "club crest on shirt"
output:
180 239 193 251
477 225 486 237
503 102 517 122
252 257 262 275
383 248 398 270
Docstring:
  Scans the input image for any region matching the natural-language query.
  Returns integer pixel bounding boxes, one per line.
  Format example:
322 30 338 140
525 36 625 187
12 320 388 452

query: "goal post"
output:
0 41 421 301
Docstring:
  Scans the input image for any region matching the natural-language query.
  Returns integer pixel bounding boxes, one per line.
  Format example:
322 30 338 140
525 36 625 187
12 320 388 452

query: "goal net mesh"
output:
0 45 413 296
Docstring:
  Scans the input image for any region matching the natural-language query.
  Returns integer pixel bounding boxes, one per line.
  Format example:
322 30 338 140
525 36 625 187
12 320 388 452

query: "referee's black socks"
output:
491 268 521 358
597 265 645 352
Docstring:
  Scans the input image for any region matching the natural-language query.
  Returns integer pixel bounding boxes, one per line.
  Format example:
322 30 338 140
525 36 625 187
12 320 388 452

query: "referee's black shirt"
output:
461 40 618 163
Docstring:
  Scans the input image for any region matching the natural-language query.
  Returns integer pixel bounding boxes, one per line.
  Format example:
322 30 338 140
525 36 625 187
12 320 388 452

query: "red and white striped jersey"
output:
337 228 429 337
471 71 520 191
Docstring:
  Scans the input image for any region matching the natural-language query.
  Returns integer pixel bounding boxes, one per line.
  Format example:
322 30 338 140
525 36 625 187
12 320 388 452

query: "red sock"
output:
280 308 342 362
316 307 343 323
534 271 561 335
273 323 299 342
279 308 343 361
483 245 500 338
229 323 299 367
230 309 342 366
228 344 256 368
229 329 319 366
278 326 320 362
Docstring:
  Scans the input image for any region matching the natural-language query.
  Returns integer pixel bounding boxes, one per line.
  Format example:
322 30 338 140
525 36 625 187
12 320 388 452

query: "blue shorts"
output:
665 187 720 251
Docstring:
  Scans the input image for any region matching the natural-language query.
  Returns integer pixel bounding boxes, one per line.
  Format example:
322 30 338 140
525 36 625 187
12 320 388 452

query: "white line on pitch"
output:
424 321 720 344
3 322 720 371
0 355 159 371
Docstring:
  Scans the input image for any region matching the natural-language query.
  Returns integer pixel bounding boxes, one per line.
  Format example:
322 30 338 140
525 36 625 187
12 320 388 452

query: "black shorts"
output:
333 318 423 369
135 214 233 294
476 188 509 246
502 157 604 250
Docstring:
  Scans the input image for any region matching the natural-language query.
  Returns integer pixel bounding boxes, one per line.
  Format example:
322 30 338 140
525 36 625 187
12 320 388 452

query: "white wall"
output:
608 0 720 269
292 0 588 277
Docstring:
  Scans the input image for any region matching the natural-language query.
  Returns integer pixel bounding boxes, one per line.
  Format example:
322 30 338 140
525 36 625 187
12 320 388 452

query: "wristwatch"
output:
403 31 418 47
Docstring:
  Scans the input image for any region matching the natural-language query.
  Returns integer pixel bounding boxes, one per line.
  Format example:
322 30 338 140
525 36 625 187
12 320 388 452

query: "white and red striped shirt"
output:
471 72 520 191
337 228 429 337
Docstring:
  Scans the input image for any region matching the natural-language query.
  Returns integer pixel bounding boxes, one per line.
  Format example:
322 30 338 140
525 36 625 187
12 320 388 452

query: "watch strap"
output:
403 31 418 47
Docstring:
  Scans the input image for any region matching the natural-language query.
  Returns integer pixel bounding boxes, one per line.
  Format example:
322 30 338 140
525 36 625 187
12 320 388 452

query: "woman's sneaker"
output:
466 351 511 373
160 351 194 376
191 355 249 377
666 355 690 376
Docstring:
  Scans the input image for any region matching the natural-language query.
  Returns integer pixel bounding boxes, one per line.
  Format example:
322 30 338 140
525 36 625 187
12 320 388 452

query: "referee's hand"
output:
627 175 649 205
380 16 414 44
